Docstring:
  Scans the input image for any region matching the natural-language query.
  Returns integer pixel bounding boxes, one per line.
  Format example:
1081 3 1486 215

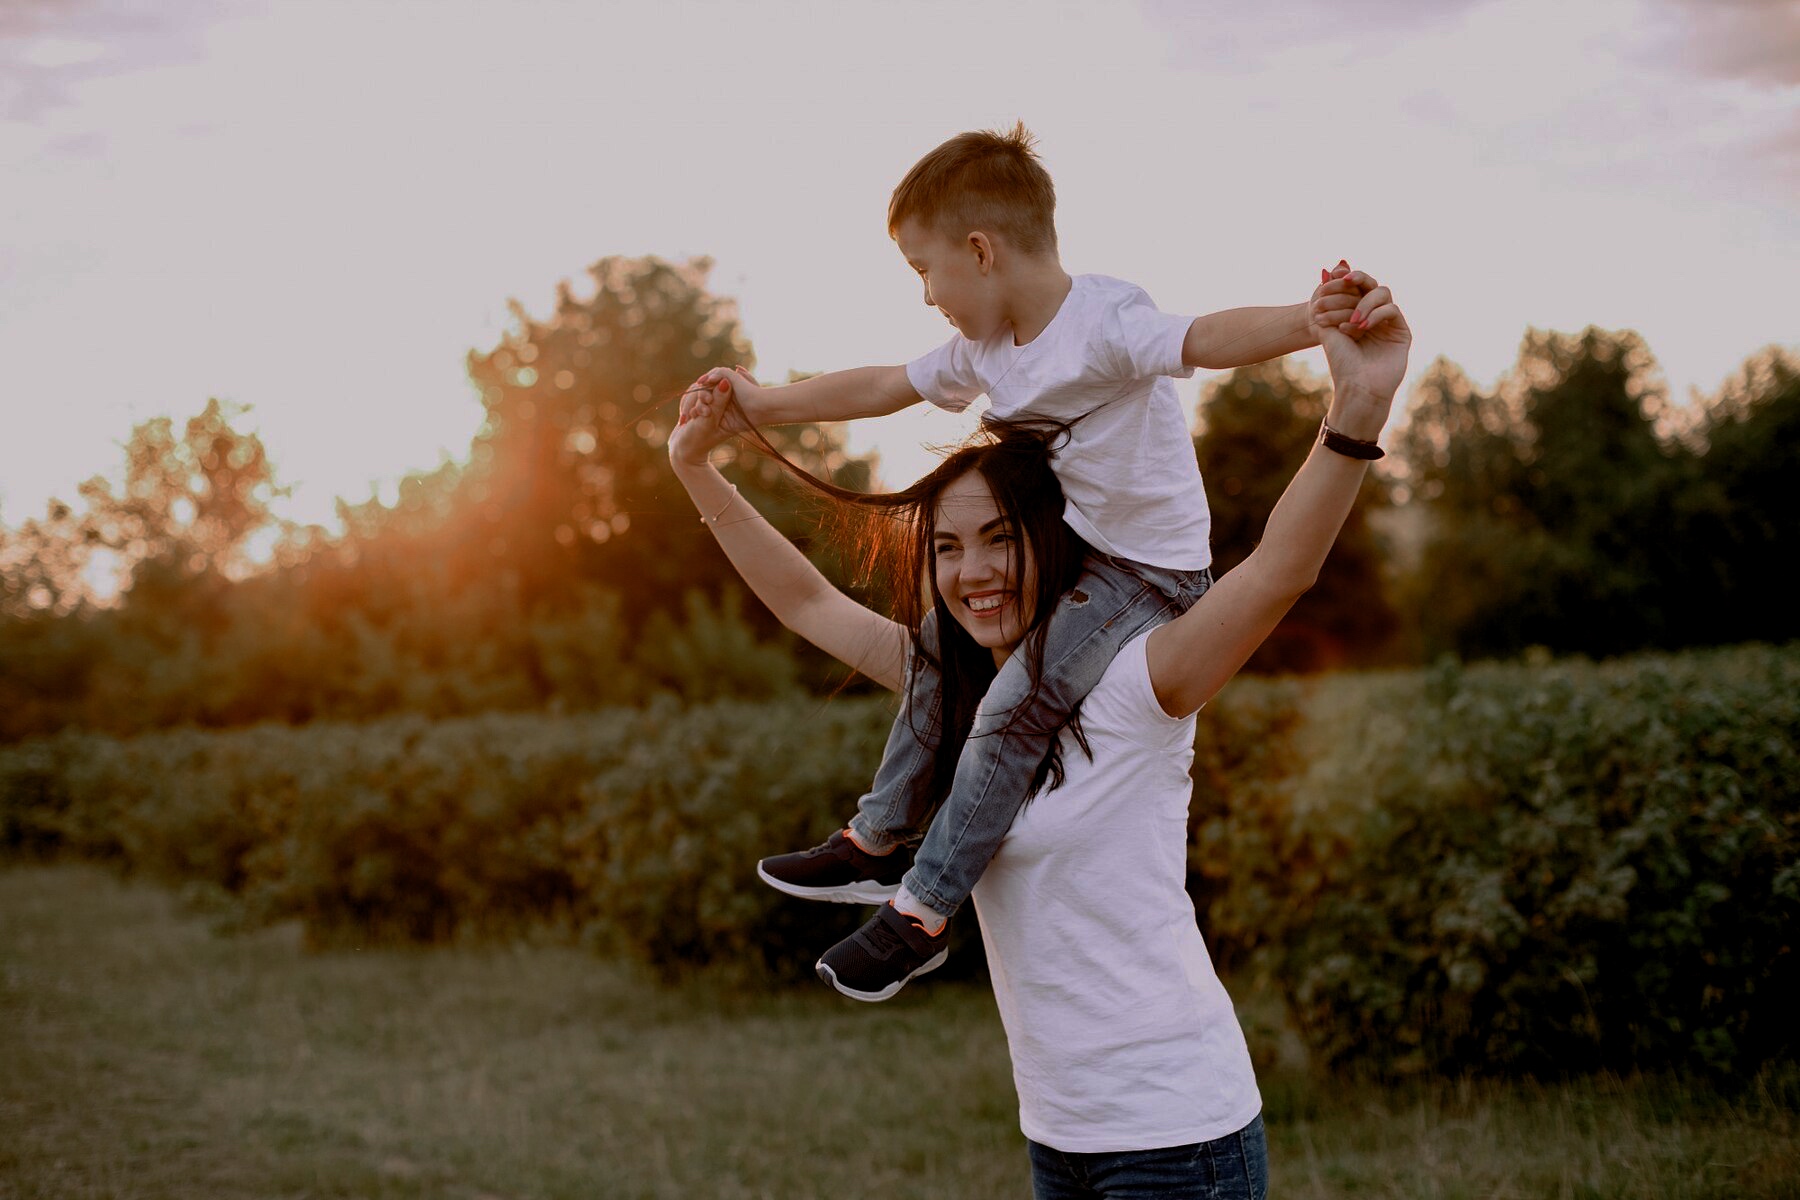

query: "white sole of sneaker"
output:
755 863 901 905
814 949 949 1003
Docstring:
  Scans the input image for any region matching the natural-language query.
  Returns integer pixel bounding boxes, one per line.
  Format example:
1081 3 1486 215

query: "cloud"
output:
1137 0 1497 70
1628 0 1800 190
1644 0 1800 85
0 0 220 122
1742 110 1800 189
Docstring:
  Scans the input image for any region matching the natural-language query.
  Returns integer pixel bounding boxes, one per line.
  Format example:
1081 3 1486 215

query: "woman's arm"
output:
1147 285 1409 718
668 375 910 693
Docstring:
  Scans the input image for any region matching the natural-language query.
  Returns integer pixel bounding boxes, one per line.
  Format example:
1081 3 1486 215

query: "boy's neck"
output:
1001 256 1073 347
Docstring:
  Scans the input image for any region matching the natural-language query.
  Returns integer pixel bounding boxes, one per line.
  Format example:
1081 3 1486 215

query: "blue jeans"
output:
848 553 1212 918
1027 1115 1268 1200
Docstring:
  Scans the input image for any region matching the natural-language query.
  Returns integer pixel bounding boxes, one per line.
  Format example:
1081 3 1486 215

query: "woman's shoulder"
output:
1086 630 1195 744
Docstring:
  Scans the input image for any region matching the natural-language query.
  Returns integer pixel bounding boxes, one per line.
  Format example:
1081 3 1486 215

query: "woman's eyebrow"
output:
978 518 1012 535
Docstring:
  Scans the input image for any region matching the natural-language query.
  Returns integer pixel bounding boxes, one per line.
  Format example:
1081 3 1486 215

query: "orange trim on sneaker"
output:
843 828 897 857
888 899 947 937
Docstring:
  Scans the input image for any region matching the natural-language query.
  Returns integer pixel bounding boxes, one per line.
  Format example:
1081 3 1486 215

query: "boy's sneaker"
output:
756 830 911 905
815 904 949 1002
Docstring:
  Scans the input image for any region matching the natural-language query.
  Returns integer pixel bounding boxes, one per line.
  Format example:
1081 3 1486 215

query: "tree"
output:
78 397 285 597
0 398 284 738
1668 346 1800 646
1195 359 1397 672
0 256 879 738
1392 356 1535 658
0 500 107 737
0 499 93 620
1396 327 1683 659
398 255 872 624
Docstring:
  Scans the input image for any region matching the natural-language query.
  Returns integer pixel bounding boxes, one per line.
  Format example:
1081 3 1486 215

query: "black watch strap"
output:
1320 422 1384 461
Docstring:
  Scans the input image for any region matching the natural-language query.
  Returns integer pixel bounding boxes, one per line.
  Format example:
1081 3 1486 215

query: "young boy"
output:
685 123 1374 1001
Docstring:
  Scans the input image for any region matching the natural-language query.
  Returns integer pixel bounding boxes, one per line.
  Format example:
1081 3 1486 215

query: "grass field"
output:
2 864 1795 1199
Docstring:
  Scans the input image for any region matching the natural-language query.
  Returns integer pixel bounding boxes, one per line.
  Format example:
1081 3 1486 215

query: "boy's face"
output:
894 217 1001 341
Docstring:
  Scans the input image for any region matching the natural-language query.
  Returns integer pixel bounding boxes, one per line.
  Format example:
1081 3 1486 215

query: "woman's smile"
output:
934 472 1037 664
964 589 1010 617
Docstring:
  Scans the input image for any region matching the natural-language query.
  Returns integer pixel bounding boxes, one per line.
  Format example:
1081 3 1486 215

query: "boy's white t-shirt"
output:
971 630 1262 1154
906 274 1212 570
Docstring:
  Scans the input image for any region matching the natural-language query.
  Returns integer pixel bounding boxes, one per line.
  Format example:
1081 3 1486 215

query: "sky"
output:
3 0 1796 532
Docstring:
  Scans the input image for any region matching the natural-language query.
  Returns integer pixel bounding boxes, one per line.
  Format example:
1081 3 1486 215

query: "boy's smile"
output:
894 215 1072 348
894 217 1002 342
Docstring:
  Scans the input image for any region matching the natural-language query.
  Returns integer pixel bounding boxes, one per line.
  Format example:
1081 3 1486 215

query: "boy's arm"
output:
1181 303 1318 370
1180 264 1376 370
689 364 921 428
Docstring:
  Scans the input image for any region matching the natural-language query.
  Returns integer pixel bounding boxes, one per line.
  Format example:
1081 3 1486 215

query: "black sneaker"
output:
815 904 949 1002
757 830 911 905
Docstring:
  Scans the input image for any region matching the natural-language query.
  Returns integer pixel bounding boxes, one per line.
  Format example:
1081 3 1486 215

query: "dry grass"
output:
1 863 1794 1199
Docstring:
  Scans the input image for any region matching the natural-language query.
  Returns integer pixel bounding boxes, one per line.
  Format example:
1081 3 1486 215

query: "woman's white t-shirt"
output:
905 274 1213 571
970 630 1263 1153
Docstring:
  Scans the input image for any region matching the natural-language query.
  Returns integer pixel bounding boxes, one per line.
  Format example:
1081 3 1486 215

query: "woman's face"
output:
932 470 1037 666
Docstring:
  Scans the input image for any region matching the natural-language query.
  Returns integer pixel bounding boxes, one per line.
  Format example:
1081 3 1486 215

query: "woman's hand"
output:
668 374 740 469
1319 284 1410 440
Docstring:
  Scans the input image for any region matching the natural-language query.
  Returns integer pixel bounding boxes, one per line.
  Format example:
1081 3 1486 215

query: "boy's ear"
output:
967 231 995 274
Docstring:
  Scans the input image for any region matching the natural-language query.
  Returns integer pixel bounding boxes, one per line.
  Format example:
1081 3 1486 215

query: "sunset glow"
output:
3 0 1795 531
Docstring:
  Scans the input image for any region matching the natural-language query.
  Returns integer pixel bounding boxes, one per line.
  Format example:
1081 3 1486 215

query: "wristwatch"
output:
1320 421 1384 461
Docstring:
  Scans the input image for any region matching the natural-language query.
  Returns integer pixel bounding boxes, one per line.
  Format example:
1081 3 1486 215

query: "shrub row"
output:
4 643 1794 1076
1191 644 1799 1078
0 697 905 982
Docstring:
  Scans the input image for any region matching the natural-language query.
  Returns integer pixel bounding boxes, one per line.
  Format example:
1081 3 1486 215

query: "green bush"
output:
0 697 992 982
4 644 1794 1076
1194 643 1799 1078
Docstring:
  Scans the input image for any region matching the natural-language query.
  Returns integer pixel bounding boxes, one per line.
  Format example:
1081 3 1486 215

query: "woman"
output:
668 285 1408 1198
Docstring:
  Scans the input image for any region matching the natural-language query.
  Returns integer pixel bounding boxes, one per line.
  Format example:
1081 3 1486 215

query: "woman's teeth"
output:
968 595 1004 612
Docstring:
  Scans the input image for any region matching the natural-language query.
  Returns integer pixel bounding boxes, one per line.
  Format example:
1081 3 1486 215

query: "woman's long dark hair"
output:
730 403 1093 801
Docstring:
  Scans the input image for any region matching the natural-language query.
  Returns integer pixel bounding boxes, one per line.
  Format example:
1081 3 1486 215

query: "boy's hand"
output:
1309 260 1353 312
1310 261 1391 341
669 376 739 467
683 366 764 430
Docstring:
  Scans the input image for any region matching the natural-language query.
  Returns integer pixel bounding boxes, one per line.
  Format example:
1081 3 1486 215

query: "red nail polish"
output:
1321 268 1329 284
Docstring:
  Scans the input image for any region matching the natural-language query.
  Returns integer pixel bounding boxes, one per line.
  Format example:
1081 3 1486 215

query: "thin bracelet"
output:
700 484 739 526
1320 421 1384 461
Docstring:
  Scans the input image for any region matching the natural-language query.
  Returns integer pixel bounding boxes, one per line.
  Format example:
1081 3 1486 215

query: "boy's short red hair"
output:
888 122 1058 256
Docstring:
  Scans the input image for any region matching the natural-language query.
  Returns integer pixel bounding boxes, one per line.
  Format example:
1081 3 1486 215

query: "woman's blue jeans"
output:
847 553 1211 919
1027 1115 1268 1200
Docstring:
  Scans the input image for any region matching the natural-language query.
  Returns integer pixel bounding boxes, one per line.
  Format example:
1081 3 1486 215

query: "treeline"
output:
0 259 868 740
6 644 1793 1078
1198 332 1798 671
1 254 1795 739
